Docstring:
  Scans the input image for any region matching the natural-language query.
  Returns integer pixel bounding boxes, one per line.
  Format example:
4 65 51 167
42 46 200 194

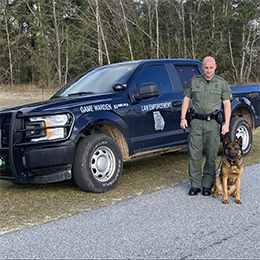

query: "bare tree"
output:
52 0 62 85
65 29 69 84
240 23 252 83
95 0 103 66
91 0 110 65
2 0 14 87
171 0 186 58
187 0 202 60
228 28 239 83
246 20 260 83
211 0 215 39
155 0 159 58
25 0 53 87
119 0 134 60
146 0 154 58
180 0 186 58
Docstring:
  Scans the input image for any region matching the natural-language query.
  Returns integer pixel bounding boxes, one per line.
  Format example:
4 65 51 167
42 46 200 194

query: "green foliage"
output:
0 0 259 87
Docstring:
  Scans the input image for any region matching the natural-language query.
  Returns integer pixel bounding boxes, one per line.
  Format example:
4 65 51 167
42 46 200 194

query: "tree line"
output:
1 0 260 89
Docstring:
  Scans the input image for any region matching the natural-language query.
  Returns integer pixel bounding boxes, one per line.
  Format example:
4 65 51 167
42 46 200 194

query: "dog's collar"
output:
224 153 243 164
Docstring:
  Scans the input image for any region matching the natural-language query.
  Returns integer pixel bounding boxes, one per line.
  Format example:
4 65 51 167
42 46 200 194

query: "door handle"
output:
172 100 182 106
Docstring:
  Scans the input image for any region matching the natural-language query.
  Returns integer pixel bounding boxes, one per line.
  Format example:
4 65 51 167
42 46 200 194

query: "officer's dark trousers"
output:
188 118 220 189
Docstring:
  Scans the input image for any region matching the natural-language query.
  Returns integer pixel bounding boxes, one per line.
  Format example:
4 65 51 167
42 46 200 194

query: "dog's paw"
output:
235 199 242 204
223 199 229 204
213 193 218 198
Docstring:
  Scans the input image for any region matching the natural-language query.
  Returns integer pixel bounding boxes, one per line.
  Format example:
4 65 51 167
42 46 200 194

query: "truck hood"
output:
0 93 115 114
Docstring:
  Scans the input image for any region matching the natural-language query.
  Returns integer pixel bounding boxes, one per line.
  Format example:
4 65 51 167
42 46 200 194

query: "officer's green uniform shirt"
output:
184 74 232 115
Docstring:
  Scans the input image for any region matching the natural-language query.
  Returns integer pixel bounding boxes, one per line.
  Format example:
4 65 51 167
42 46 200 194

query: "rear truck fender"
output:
230 97 255 155
231 97 256 129
71 111 130 161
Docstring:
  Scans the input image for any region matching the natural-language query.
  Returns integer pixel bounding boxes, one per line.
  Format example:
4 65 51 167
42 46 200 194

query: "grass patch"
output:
0 85 57 109
0 150 190 236
0 86 260 235
1 127 259 236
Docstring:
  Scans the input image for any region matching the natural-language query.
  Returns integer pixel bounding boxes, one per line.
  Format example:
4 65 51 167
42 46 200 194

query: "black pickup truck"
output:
0 59 259 192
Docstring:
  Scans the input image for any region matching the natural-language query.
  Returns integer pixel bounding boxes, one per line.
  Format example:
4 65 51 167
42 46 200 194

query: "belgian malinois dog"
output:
212 135 243 204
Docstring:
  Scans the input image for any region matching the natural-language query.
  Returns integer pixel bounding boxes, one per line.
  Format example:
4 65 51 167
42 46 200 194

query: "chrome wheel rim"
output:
235 125 249 151
90 146 116 182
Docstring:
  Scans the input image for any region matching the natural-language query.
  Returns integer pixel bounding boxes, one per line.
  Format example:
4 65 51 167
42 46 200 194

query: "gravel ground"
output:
1 163 260 259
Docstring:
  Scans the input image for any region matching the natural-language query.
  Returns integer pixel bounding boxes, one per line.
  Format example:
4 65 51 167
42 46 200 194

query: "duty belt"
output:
194 113 217 121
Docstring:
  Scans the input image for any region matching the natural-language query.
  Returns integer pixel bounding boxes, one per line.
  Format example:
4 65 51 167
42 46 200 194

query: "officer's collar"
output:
202 74 217 83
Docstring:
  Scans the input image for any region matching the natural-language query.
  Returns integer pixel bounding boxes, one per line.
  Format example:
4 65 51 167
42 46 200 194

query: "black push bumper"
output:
0 111 75 183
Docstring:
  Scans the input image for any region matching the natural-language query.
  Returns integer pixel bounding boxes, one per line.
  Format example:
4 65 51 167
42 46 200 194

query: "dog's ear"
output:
225 135 232 144
237 136 243 147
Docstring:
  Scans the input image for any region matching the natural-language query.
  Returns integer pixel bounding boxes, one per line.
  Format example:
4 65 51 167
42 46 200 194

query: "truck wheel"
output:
229 117 252 156
73 134 123 193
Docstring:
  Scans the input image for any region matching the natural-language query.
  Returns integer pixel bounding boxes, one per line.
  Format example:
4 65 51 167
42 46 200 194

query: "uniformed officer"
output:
180 56 232 196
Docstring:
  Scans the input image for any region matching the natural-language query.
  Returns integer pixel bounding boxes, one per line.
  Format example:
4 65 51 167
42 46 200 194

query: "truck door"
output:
129 64 185 154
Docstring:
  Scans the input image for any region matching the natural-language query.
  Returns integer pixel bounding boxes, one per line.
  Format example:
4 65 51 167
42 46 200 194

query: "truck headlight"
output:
25 114 71 142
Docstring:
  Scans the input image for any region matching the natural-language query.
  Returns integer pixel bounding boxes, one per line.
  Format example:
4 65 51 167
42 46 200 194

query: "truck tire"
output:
229 117 252 156
73 134 123 193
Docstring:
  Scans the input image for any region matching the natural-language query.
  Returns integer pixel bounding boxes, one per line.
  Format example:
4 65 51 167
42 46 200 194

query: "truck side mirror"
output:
139 82 158 99
128 82 158 105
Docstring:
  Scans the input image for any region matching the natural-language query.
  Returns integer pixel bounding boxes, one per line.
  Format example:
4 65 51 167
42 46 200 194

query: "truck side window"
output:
134 65 172 94
175 65 200 89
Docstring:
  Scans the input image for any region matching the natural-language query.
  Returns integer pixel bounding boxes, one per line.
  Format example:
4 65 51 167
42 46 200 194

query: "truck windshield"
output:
52 64 137 98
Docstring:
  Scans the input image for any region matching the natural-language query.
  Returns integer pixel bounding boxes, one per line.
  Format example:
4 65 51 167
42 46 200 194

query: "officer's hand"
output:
180 119 188 129
221 123 229 135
